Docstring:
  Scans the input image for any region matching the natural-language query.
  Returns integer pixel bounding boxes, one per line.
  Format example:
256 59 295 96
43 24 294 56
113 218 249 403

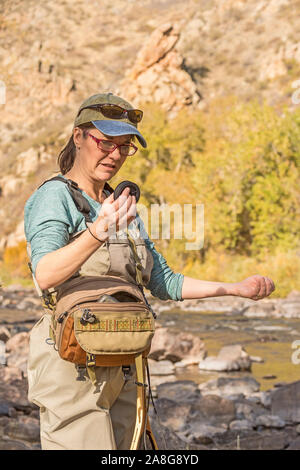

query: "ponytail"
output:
57 123 93 174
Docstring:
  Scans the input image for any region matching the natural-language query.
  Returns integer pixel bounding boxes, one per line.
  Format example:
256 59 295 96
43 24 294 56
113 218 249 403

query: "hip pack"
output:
53 275 155 369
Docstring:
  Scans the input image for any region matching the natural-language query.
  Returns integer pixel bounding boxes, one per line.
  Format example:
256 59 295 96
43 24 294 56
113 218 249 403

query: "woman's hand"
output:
234 275 275 301
89 187 137 242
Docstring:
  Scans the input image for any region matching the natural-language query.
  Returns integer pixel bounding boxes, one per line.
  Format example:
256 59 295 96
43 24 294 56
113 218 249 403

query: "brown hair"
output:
57 122 93 174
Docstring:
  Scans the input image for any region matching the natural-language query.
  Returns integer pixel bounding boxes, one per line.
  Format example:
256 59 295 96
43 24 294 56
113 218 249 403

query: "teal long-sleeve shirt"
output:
24 175 184 301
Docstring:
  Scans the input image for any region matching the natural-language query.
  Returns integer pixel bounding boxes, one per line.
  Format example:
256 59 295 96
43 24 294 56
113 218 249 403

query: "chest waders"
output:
27 176 158 450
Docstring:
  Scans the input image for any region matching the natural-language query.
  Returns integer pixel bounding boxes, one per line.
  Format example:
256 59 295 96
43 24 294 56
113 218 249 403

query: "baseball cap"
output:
74 92 147 148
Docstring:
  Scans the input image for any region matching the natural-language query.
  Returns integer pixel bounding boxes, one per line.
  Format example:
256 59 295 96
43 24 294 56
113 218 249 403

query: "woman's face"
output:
73 126 133 181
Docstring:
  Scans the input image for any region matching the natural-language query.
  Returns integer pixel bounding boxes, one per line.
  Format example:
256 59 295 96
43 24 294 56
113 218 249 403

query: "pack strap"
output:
130 353 147 450
38 176 114 225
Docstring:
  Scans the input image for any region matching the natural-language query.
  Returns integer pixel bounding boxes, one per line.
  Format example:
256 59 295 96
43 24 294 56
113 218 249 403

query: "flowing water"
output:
1 305 300 392
157 309 300 391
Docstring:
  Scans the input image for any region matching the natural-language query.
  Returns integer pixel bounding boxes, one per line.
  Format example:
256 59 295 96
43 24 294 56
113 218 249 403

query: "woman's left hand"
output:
235 275 275 300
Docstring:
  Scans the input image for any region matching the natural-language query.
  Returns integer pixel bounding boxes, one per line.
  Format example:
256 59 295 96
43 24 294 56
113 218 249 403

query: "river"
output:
157 309 300 391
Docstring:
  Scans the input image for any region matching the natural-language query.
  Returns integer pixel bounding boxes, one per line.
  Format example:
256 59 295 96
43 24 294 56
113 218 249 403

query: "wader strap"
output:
38 176 114 225
130 353 147 450
86 353 97 385
127 233 143 286
127 232 156 319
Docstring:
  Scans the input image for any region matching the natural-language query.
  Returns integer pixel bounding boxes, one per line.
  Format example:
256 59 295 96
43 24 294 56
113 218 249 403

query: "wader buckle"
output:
75 365 87 382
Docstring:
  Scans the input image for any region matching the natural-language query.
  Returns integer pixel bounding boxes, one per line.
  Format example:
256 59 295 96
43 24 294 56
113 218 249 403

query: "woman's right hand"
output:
89 187 137 242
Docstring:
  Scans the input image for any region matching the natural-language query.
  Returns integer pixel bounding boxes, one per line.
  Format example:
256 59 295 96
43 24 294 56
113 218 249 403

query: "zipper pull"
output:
80 308 97 325
57 311 68 323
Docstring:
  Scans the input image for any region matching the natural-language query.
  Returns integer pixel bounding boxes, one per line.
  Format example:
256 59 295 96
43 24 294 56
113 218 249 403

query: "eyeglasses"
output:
87 133 138 156
77 103 143 124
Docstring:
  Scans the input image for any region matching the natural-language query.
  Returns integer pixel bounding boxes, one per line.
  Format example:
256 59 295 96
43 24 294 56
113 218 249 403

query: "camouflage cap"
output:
74 92 147 148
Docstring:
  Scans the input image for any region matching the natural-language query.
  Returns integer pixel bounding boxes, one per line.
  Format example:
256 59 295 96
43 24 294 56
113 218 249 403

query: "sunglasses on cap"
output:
76 103 143 124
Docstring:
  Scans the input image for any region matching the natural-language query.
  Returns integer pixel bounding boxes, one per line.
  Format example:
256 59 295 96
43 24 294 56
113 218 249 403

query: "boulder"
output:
255 414 285 429
156 380 201 404
229 419 254 431
3 415 40 443
0 327 11 343
152 397 191 432
188 394 236 428
149 327 206 363
198 344 251 372
199 376 260 397
120 22 201 114
148 359 175 376
271 380 300 424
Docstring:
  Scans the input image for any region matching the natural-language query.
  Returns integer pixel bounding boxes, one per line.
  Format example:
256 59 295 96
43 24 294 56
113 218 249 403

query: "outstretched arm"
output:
181 274 275 301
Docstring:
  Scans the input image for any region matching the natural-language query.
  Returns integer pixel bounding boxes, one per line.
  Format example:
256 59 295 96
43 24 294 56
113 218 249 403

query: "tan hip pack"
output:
52 275 155 367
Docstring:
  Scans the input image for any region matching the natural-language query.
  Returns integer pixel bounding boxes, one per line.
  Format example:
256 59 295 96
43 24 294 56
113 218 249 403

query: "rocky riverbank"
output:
0 285 300 450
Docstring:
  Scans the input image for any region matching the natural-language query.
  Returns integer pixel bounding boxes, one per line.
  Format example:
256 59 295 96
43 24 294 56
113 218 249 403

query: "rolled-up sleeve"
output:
24 183 80 275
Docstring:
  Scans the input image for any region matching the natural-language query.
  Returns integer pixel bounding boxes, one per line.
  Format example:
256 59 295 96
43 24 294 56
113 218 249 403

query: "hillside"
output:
0 0 300 280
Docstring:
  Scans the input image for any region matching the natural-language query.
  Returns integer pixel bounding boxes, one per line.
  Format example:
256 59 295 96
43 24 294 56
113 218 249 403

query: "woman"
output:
24 92 275 450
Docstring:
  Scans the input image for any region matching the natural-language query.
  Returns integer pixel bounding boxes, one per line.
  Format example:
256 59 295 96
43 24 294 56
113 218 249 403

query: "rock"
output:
149 327 206 363
0 326 11 342
3 415 40 443
150 375 177 389
287 436 300 450
0 366 23 382
149 412 208 450
243 302 276 318
6 352 28 375
188 394 236 428
0 340 6 365
0 401 13 417
278 292 300 318
120 22 201 115
188 423 228 443
148 359 175 376
236 431 290 450
152 397 191 432
156 380 201 404
5 332 30 375
0 378 33 412
0 175 23 197
5 332 29 353
235 402 257 422
249 355 264 363
0 438 33 450
254 325 291 332
229 419 254 431
271 380 300 424
255 414 285 429
249 391 272 408
296 424 300 434
199 376 260 397
15 147 40 177
199 345 252 372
